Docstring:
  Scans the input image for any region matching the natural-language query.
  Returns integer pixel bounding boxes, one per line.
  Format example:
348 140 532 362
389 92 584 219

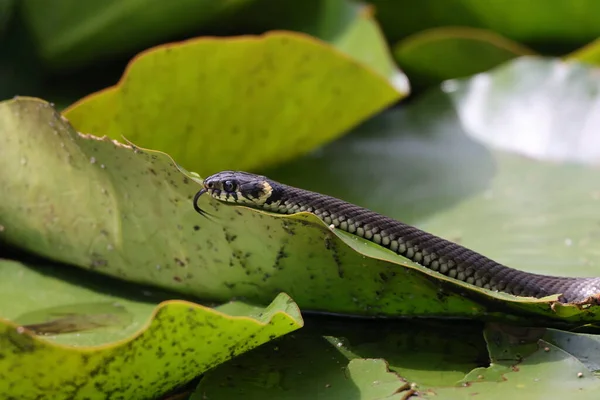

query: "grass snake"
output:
193 171 600 304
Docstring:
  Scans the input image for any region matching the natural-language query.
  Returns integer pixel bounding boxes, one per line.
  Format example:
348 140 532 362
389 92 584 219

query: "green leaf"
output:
324 319 486 387
195 318 600 398
220 0 408 93
394 27 535 89
3 96 600 323
370 0 600 52
63 31 402 176
565 38 600 66
427 324 600 398
0 97 488 320
329 3 408 93
0 259 303 399
20 0 253 69
193 328 416 399
343 359 411 399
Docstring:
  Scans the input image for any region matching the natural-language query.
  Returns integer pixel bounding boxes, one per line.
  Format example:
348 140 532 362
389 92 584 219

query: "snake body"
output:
194 171 600 303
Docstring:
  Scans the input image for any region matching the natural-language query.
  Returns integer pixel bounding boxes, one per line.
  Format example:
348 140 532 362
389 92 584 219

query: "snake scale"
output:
193 171 600 304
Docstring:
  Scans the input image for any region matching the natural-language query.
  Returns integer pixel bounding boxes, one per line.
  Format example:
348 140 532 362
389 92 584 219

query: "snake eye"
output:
223 180 237 192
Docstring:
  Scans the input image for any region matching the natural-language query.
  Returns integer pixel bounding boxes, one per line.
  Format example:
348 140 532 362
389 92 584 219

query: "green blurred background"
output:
3 0 600 109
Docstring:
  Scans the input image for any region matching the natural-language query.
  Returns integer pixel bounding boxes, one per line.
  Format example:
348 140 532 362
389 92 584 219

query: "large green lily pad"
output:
0 97 484 320
0 258 302 399
63 31 402 176
196 317 600 398
2 97 600 323
193 325 418 399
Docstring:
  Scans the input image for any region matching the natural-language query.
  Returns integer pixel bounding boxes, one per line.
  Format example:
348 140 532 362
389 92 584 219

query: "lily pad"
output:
195 318 600 398
63 31 402 176
219 0 408 93
427 324 600 398
323 318 487 387
344 359 412 399
3 97 600 323
394 27 535 89
316 1 408 93
0 258 303 399
0 97 487 320
193 328 415 399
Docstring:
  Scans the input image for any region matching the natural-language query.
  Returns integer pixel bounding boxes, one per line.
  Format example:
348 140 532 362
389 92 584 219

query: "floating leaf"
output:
3 97 600 323
0 97 487 320
63 31 402 176
193 327 414 399
426 324 600 398
0 259 302 399
328 2 408 93
323 318 487 387
219 0 408 92
195 318 600 398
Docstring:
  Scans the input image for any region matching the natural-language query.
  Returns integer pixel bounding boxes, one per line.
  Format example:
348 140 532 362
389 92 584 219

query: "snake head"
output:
193 171 276 216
